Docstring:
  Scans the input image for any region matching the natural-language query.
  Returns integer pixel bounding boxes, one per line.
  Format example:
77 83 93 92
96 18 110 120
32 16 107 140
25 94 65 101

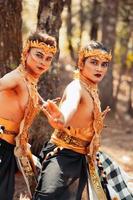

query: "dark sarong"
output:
33 143 133 200
0 139 18 200
33 142 89 200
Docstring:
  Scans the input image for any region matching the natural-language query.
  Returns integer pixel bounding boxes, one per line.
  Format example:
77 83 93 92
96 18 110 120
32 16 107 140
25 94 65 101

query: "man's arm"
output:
0 70 19 91
59 80 81 126
42 80 81 129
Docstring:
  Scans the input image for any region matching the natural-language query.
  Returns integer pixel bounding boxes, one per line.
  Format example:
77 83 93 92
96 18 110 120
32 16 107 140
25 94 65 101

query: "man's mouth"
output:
94 73 102 78
37 66 45 71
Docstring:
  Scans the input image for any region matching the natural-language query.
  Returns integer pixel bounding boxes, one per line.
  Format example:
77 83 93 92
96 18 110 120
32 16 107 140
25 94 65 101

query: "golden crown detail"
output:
21 40 57 66
26 40 57 54
78 49 112 67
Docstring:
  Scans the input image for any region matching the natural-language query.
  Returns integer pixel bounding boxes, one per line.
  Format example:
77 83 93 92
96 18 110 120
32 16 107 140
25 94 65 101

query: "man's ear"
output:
26 49 31 59
79 63 84 70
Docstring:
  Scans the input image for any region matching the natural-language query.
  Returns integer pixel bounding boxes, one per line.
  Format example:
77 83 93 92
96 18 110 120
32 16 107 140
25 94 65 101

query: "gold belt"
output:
0 129 17 145
52 130 107 199
54 130 89 148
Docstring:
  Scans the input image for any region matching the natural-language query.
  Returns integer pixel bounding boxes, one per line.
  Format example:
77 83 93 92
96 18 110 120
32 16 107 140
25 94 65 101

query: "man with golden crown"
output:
33 41 133 200
0 31 57 200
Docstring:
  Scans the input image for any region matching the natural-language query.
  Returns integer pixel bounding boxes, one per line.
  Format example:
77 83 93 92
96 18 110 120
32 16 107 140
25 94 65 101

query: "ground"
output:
13 113 133 200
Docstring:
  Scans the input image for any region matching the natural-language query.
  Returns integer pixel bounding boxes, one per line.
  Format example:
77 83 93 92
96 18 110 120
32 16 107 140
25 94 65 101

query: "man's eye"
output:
36 53 43 59
90 60 98 65
102 62 109 68
46 57 52 62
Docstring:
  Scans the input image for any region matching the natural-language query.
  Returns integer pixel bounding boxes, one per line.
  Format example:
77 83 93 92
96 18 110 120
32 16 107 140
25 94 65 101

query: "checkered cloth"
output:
98 151 133 200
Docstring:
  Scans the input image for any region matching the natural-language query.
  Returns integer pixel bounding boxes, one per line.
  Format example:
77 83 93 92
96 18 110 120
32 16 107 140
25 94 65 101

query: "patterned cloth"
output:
33 142 133 200
99 151 133 200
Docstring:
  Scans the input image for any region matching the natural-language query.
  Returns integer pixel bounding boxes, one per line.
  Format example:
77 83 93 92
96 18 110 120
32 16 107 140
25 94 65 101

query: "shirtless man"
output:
33 41 133 200
0 31 57 200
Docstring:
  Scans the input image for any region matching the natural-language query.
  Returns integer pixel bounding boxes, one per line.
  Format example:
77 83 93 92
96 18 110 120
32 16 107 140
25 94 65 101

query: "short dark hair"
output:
83 41 110 54
80 41 111 65
28 31 57 48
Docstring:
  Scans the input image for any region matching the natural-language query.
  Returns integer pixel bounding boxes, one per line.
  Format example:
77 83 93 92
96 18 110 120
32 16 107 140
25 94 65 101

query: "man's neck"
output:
79 73 97 90
18 64 38 85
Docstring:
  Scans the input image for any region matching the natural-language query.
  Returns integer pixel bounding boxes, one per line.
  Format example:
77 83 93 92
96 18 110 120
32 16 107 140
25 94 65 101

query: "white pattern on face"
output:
26 47 54 78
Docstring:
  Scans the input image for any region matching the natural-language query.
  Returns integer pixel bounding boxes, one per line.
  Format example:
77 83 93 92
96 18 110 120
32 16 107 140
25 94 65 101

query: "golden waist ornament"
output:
0 117 19 144
51 127 93 155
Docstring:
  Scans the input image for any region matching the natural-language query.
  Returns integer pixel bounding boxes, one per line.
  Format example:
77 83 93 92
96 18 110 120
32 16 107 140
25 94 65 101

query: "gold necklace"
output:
77 72 101 111
18 65 38 87
79 73 97 92
17 65 39 105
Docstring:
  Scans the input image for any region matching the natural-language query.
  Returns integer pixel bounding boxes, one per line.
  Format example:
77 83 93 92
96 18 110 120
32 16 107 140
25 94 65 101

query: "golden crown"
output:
78 49 112 67
21 40 57 66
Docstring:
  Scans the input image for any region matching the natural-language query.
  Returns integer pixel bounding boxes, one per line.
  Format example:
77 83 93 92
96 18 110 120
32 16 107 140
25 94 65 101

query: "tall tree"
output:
114 0 133 110
90 0 103 40
37 0 65 47
31 0 66 154
78 0 84 45
0 0 22 77
66 0 75 60
100 0 119 109
37 0 66 99
127 73 133 117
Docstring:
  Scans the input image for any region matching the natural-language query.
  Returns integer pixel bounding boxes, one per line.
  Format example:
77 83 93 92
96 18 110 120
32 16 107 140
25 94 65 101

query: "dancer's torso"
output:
0 69 29 123
51 79 103 154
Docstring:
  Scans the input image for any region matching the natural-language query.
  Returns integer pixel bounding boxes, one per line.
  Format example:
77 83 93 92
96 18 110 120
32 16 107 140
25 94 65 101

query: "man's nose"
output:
96 64 102 71
40 58 46 65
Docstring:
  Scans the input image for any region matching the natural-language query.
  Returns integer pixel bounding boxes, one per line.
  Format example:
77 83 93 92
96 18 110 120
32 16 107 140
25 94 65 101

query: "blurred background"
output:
0 0 133 198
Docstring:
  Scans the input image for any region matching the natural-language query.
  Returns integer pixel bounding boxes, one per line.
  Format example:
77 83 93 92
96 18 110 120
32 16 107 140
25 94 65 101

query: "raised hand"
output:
42 99 64 129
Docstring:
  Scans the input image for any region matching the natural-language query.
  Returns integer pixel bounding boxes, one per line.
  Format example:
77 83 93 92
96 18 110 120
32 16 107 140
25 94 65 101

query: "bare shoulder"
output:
0 68 24 90
2 69 21 81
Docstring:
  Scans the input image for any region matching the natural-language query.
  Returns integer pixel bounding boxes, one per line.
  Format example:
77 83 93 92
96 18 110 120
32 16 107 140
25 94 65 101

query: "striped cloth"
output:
98 151 133 200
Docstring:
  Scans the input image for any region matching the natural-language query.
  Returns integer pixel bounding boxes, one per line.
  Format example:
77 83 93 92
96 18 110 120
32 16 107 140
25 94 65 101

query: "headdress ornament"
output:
78 48 112 67
21 40 57 66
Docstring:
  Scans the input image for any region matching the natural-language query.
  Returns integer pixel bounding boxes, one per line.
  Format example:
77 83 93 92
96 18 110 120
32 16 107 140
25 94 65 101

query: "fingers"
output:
42 107 52 119
52 97 61 103
102 106 111 118
43 100 56 114
42 107 64 129
47 100 60 113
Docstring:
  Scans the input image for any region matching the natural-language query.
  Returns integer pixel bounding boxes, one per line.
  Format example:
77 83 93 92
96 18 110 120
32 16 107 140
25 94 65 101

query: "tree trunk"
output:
0 0 22 77
66 0 75 60
36 0 65 98
37 0 65 47
100 0 119 109
31 0 66 154
90 0 103 40
127 76 133 117
114 31 132 111
113 0 133 111
78 0 84 47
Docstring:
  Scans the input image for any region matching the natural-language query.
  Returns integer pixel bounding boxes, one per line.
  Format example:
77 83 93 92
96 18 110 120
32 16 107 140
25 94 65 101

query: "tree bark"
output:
100 0 119 109
37 0 65 46
114 30 132 111
66 0 75 60
31 0 66 154
127 74 133 117
0 0 22 77
90 0 103 40
36 0 66 97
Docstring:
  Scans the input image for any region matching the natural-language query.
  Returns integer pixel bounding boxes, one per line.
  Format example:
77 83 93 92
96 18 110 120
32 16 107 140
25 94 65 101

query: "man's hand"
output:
42 99 64 129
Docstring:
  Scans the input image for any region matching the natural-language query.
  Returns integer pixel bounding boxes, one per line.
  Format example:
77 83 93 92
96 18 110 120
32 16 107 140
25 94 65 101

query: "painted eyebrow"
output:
35 51 44 56
90 58 99 62
102 61 109 64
